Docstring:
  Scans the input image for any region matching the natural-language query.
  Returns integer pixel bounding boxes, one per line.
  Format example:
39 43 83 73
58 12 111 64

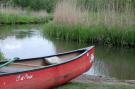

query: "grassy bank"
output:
43 0 135 47
43 22 135 47
0 8 52 24
55 82 135 89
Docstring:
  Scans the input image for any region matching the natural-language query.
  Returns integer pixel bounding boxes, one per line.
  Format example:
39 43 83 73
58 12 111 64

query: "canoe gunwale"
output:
0 46 95 76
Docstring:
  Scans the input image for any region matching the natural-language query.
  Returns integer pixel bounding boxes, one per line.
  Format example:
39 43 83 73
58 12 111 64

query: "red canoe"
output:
0 46 95 89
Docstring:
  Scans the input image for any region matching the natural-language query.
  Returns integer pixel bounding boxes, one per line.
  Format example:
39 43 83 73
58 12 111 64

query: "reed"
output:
54 0 89 25
43 0 135 47
0 7 50 24
0 7 26 15
54 0 135 28
43 22 135 46
30 10 48 18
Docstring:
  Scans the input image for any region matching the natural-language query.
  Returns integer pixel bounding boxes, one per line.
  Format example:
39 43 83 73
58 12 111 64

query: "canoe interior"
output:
0 50 84 73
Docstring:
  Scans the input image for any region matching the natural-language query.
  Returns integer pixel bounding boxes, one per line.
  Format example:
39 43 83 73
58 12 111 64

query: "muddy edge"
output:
72 75 135 85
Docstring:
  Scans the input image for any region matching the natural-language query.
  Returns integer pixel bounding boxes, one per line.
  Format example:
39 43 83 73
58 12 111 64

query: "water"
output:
0 25 135 80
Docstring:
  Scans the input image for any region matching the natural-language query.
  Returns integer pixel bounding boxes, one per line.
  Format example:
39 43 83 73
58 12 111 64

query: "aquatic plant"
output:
43 22 135 46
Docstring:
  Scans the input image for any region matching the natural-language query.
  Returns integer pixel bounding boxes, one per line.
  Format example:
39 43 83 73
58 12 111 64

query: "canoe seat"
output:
45 56 62 64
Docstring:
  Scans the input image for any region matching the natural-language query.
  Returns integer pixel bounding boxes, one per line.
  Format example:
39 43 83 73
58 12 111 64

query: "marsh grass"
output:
54 0 135 28
43 22 135 46
43 0 135 47
54 0 89 25
0 7 50 24
0 7 26 15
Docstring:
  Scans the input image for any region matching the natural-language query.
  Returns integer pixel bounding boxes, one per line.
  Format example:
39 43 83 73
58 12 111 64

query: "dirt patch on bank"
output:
72 75 135 85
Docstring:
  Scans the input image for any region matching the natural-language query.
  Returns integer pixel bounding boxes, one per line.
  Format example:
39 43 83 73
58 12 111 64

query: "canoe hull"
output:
0 47 95 89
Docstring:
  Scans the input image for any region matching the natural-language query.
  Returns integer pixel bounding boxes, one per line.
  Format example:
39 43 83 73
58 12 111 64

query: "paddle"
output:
0 57 18 68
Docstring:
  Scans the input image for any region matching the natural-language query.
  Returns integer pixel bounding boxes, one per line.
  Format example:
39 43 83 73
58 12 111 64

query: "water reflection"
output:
0 25 35 40
93 46 135 80
0 25 135 80
0 25 56 59
43 35 135 80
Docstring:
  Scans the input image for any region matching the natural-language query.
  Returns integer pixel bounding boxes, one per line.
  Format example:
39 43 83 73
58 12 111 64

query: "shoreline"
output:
56 75 135 89
73 74 135 85
43 22 135 47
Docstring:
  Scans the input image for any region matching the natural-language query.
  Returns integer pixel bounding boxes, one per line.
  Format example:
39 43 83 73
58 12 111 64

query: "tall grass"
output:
78 0 135 12
43 22 135 46
0 7 48 17
54 0 135 28
43 0 135 47
0 7 26 15
0 7 50 24
54 0 89 25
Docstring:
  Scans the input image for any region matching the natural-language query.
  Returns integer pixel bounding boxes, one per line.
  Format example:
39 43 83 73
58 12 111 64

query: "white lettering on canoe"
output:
16 73 33 81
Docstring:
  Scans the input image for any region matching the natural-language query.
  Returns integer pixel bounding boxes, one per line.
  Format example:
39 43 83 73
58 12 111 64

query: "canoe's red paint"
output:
0 47 95 89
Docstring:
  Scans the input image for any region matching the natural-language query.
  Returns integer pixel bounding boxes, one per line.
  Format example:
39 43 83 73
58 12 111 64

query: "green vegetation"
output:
0 52 4 61
5 0 135 13
43 22 135 47
0 8 51 24
43 0 135 47
55 82 135 89
10 0 59 12
0 13 47 24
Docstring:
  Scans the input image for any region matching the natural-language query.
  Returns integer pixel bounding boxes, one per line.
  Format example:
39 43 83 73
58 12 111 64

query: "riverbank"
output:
0 8 52 25
43 22 135 47
55 75 135 89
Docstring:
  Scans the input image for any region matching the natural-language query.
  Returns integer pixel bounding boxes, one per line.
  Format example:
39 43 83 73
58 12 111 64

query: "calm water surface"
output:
0 25 135 80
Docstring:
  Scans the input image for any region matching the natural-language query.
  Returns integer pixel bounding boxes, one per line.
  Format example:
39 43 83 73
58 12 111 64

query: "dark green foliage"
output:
11 0 58 12
11 0 30 7
43 22 135 47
